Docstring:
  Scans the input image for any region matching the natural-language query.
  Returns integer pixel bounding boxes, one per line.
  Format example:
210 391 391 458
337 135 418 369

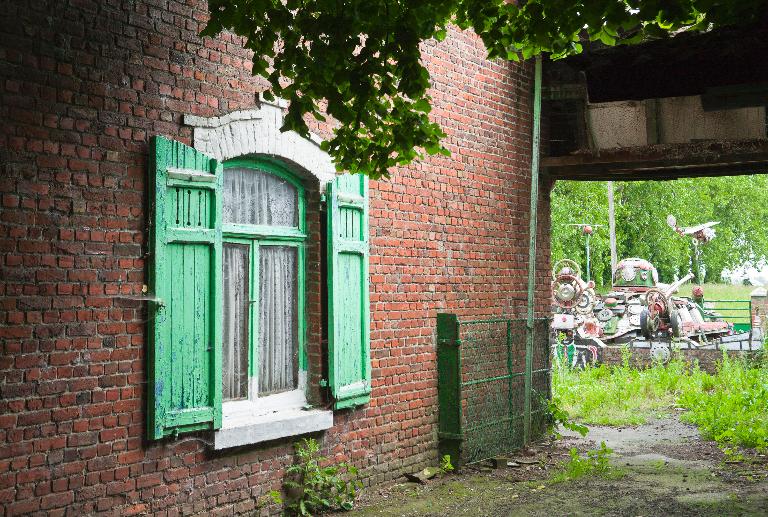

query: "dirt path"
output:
348 415 768 516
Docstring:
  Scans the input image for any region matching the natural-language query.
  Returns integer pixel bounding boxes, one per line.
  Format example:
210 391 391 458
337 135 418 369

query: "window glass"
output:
222 243 250 400
223 167 298 227
258 246 298 395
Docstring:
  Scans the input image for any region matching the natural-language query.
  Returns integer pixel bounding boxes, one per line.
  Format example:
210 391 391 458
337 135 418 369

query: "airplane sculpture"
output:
667 215 719 243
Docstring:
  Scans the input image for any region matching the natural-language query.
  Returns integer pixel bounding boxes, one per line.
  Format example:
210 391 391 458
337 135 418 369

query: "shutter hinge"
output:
319 379 328 388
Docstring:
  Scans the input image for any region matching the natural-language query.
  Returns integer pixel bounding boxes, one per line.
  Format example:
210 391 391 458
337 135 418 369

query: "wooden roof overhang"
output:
543 140 768 182
542 20 768 182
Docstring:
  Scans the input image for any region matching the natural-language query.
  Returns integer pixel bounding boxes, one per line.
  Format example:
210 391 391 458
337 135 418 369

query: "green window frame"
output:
221 158 308 402
148 136 371 442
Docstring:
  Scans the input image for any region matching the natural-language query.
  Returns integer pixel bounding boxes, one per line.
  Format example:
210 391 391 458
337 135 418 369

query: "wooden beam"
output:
543 140 768 181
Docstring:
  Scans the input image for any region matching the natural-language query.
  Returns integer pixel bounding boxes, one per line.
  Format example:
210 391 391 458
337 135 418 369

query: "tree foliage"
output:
202 1 765 178
551 177 768 287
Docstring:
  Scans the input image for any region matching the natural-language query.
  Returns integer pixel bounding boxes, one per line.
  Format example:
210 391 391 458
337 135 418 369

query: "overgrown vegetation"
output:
553 349 768 452
272 438 361 516
551 441 623 483
678 353 768 452
544 396 588 439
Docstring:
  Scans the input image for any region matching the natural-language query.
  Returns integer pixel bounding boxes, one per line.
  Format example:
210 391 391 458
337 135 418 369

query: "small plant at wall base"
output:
271 438 362 516
551 441 623 484
543 394 588 440
439 454 454 475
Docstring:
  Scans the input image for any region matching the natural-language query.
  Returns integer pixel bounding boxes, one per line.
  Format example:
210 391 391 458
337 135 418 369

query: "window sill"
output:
213 407 333 450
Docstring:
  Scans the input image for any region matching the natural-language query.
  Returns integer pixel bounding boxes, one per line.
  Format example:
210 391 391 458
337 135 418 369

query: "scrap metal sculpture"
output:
551 216 762 366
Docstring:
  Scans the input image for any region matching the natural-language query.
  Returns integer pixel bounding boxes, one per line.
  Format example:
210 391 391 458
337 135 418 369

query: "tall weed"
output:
678 352 768 451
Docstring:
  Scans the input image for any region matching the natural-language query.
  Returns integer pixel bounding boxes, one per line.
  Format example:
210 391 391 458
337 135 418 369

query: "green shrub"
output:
439 454 454 474
544 395 588 439
678 353 768 451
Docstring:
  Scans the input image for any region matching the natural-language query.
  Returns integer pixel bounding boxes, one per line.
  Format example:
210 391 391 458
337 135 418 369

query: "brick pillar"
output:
751 287 768 334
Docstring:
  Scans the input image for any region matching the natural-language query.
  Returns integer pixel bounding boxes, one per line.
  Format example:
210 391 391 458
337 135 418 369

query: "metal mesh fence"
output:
437 315 551 466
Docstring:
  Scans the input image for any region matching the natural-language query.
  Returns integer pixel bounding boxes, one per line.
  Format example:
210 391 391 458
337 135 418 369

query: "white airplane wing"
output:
680 221 719 234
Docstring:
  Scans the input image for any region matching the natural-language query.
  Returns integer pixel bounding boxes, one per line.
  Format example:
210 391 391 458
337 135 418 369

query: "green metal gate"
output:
702 298 752 332
437 314 551 467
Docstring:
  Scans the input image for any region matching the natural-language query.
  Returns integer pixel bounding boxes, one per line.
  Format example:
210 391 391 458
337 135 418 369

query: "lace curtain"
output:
258 246 298 394
222 165 300 401
222 243 249 400
223 167 298 227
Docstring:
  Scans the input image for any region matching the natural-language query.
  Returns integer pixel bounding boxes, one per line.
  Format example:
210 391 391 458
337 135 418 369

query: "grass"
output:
695 283 755 326
552 350 688 426
695 283 756 300
552 348 768 452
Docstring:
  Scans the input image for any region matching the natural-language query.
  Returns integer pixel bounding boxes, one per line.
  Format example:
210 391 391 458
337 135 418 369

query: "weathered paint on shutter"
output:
148 136 223 439
327 173 371 409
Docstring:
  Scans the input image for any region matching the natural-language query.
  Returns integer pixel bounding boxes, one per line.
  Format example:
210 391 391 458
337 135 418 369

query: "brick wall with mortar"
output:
0 1 550 514
599 346 760 373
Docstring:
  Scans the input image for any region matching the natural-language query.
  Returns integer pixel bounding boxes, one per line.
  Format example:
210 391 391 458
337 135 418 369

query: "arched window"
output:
220 158 306 408
148 135 369 446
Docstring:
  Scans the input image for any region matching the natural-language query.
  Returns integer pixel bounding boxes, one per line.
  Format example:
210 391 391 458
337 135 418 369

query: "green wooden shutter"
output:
327 173 371 409
148 136 223 439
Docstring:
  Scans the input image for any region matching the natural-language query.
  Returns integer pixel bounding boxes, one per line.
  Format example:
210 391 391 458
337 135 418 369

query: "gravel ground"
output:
343 415 768 516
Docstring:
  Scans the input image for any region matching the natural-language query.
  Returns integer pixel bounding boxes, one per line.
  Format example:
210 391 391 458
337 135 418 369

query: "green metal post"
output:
506 320 513 443
524 56 543 446
749 299 753 351
437 313 463 466
585 232 591 282
691 240 700 284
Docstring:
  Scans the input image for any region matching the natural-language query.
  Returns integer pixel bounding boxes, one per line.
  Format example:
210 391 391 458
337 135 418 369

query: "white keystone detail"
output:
184 101 337 188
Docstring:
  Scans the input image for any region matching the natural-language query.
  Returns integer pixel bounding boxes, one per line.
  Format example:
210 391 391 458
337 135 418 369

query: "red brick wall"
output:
0 1 549 514
599 346 758 373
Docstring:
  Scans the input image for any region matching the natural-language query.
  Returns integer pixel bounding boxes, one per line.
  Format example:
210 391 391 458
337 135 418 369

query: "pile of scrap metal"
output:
551 258 762 367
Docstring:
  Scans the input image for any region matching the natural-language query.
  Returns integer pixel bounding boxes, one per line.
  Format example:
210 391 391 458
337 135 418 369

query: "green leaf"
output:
413 98 431 113
269 490 283 505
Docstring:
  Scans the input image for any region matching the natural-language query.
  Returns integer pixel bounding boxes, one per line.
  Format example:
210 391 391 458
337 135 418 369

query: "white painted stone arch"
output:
184 101 336 188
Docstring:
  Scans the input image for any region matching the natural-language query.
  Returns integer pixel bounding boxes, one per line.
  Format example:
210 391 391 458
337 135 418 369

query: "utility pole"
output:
607 181 617 272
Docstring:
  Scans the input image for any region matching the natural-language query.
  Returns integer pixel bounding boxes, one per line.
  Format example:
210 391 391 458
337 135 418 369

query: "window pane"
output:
223 167 298 227
222 243 249 401
258 246 298 395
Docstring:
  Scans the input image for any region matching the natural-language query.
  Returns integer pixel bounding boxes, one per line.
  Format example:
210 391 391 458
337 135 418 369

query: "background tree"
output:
551 176 768 288
203 1 765 178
